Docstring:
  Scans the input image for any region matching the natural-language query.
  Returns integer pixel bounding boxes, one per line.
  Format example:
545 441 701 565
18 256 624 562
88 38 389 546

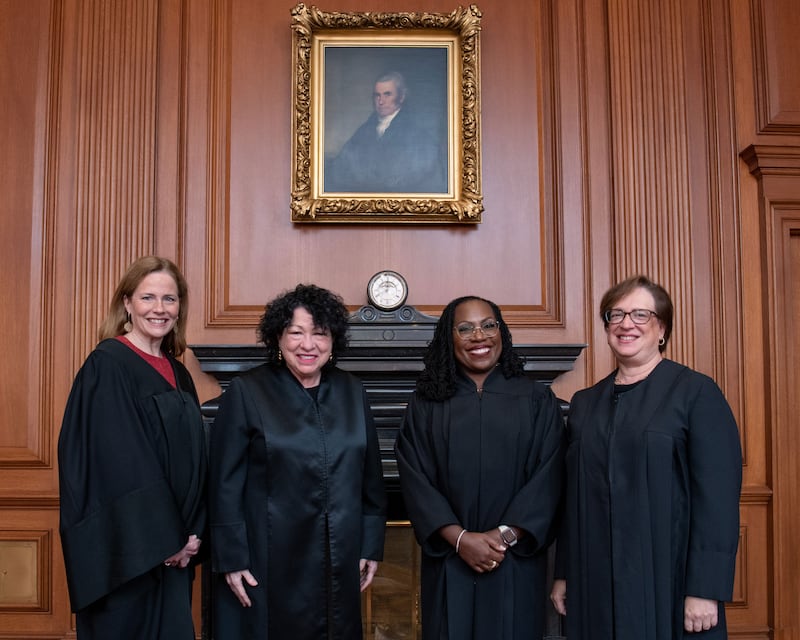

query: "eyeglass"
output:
603 309 659 325
453 320 501 339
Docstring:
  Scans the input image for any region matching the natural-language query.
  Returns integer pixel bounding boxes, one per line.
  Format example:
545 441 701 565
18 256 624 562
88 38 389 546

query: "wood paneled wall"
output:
0 0 797 637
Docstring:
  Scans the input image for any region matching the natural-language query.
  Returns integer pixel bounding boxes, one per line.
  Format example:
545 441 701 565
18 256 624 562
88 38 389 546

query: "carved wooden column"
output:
69 0 161 367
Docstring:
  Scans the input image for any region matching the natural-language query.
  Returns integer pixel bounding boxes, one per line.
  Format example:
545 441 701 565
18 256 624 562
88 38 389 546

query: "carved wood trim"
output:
1 1 65 468
0 530 51 612
750 0 800 135
202 1 565 328
70 0 160 367
697 0 747 464
607 0 697 368
742 143 800 639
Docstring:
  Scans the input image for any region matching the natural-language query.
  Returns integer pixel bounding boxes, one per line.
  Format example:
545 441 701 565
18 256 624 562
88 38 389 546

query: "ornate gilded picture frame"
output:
290 4 483 223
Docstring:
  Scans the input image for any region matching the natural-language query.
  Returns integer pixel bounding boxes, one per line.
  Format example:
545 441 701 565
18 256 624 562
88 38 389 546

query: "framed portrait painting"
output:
290 4 483 223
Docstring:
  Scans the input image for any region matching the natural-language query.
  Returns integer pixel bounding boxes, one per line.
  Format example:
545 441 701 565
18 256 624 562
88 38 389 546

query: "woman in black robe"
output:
58 256 207 639
209 284 386 640
550 275 743 639
395 295 566 639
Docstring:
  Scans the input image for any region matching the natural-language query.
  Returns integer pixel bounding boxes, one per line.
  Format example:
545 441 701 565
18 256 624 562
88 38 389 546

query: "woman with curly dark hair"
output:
209 284 386 640
395 295 566 640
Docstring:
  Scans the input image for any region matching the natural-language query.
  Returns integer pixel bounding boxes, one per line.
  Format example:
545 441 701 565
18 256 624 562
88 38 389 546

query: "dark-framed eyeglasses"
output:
453 320 501 339
603 309 659 325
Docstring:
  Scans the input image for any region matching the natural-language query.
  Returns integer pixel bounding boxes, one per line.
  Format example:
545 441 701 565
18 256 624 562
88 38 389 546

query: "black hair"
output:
416 295 524 401
257 284 350 365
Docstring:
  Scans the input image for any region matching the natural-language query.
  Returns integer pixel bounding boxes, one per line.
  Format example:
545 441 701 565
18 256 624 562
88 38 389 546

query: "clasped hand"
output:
456 530 507 573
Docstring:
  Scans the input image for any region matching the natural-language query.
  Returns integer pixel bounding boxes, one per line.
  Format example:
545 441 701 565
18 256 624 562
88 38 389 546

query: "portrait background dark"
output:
323 46 449 194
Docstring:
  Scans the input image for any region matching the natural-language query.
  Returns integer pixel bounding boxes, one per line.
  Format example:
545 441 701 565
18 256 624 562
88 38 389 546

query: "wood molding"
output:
203 0 566 329
0 0 64 469
765 211 800 638
0 531 50 612
606 0 697 366
740 144 800 177
743 143 800 640
750 0 800 135
70 0 161 366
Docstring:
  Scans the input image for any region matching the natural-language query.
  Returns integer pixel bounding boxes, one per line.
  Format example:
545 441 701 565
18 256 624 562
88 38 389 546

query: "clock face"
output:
367 271 408 311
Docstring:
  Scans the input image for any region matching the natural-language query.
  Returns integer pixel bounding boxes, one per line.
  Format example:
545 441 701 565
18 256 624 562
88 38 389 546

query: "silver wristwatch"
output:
498 524 518 547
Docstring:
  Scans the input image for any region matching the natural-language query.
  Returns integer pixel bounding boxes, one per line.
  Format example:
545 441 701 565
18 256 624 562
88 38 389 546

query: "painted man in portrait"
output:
325 71 447 194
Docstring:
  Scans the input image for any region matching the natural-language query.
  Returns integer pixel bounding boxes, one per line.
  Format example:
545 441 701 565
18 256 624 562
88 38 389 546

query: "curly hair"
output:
97 256 189 357
257 284 350 366
416 296 524 401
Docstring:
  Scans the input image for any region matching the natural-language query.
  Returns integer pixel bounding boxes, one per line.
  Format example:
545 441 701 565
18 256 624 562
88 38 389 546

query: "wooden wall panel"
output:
192 0 568 339
0 0 797 637
0 508 69 636
0 0 54 471
742 145 800 640
69 0 161 367
751 0 800 134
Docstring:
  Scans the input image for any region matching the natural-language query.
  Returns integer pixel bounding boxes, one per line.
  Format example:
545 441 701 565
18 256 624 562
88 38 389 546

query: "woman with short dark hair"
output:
209 284 386 640
551 275 742 639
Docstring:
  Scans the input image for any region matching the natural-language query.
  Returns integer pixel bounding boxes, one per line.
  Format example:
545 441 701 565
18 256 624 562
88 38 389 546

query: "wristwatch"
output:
498 525 518 547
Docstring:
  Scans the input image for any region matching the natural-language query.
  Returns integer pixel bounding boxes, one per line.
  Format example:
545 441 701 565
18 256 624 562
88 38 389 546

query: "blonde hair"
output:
98 256 189 356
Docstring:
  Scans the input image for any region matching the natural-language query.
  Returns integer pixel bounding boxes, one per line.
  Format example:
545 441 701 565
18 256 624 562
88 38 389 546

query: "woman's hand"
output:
359 559 379 591
225 570 259 607
163 534 201 569
684 596 719 632
550 579 567 615
456 530 507 573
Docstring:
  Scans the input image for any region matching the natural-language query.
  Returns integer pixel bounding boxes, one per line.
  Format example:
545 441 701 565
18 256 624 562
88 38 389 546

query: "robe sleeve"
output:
500 386 566 554
58 350 188 611
395 394 461 552
684 375 742 601
208 376 254 573
360 388 387 560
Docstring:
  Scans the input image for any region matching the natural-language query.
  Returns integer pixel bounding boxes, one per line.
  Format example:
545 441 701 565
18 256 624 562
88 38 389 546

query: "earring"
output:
658 337 665 346
123 313 133 333
329 353 334 363
277 351 283 362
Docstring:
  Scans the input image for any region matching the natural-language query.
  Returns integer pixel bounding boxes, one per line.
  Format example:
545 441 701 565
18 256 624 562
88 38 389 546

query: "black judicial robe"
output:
58 338 207 639
395 369 566 640
209 364 387 640
557 359 742 640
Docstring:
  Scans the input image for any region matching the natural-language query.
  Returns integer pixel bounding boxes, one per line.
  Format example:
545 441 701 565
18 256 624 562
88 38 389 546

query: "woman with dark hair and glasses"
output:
550 275 742 639
395 295 566 639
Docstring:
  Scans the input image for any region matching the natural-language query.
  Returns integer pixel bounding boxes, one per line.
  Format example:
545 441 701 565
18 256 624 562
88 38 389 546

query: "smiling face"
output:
451 299 502 387
604 286 665 368
373 80 404 118
278 306 333 388
123 271 180 351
